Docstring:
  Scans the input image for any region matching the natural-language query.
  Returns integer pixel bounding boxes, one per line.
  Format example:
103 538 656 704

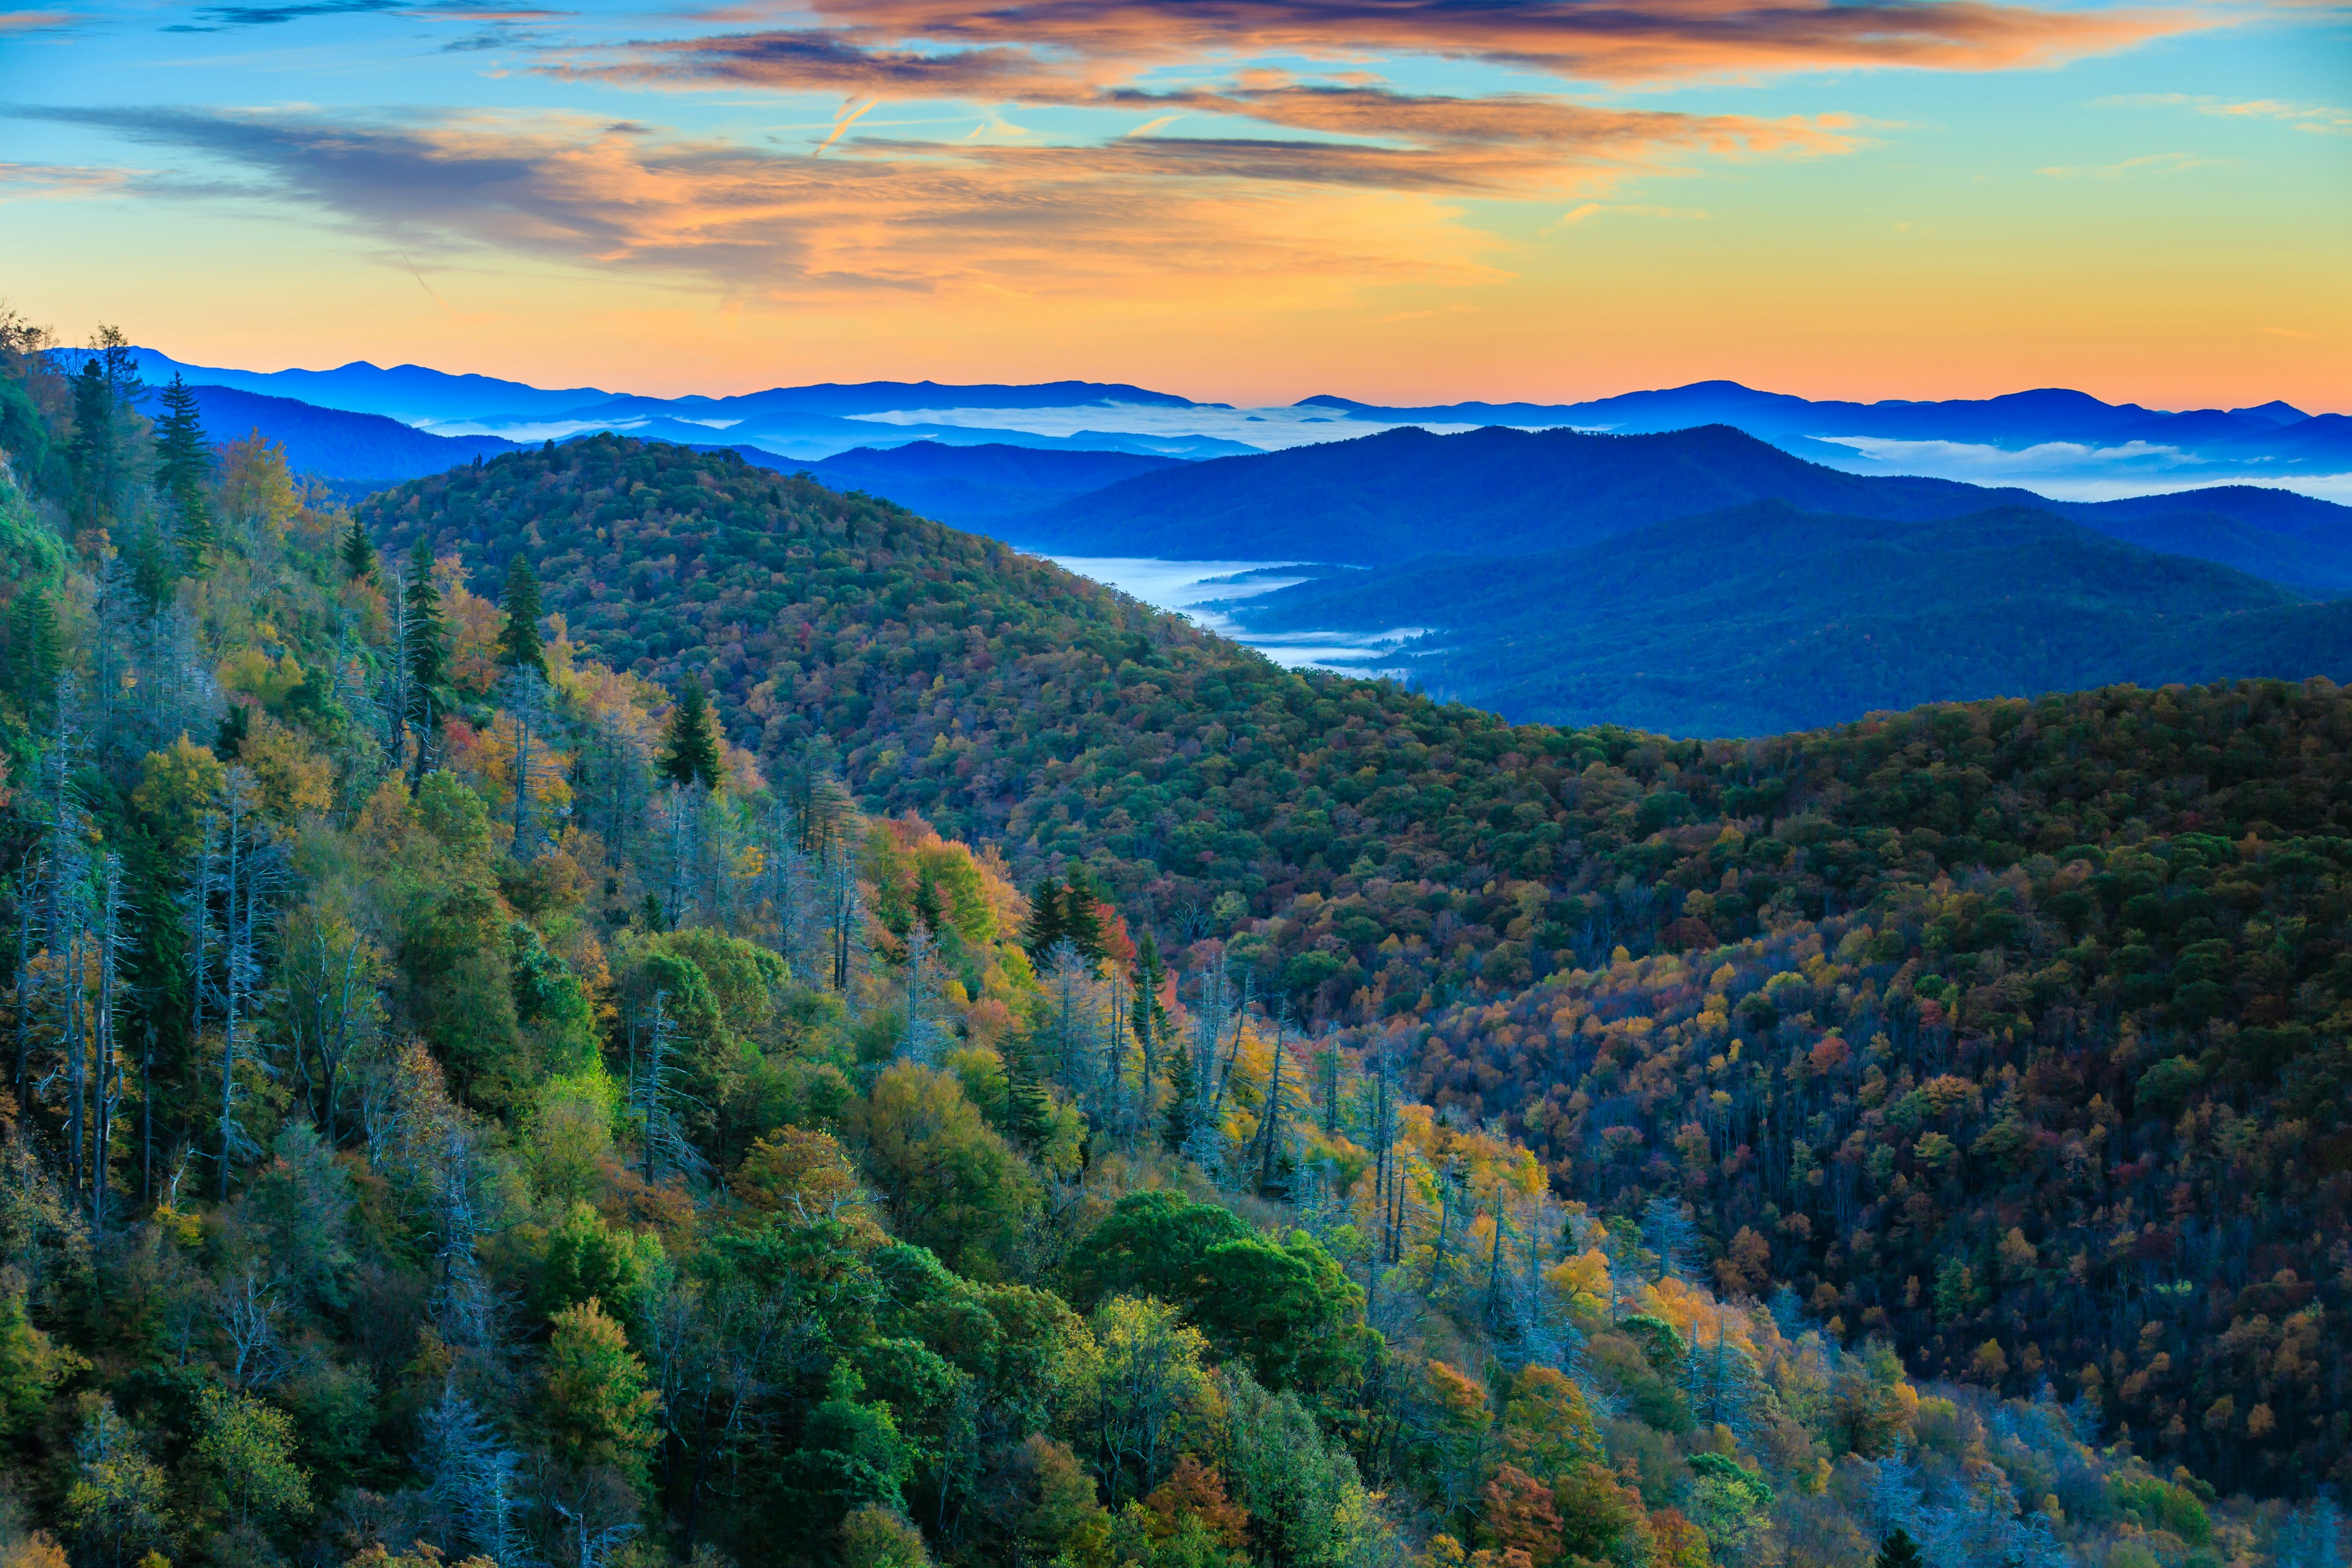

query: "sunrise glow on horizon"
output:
1 0 2345 412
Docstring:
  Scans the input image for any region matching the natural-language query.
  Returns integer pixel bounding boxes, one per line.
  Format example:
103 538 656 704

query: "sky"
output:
0 0 2345 410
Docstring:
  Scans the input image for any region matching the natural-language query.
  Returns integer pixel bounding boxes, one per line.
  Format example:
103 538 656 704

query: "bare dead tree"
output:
89 853 125 1235
823 846 865 1000
219 1262 287 1390
631 991 704 1187
499 666 559 861
192 766 281 1200
281 907 381 1147
900 921 948 1063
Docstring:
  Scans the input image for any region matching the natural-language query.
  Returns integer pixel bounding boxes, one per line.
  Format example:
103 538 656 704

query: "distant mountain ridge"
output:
797 443 1188 526
106 347 610 424
64 347 1240 458
1303 381 2352 466
1226 500 2352 735
57 346 2350 485
1014 423 2352 588
156 383 521 483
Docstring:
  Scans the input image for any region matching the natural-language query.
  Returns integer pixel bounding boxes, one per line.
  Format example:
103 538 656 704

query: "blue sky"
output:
1 0 2344 408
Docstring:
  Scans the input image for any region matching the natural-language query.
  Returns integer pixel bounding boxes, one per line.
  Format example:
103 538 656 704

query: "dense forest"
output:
1220 500 2352 734
0 314 2344 1568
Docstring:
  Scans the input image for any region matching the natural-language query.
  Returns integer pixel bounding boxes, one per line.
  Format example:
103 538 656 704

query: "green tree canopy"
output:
660 674 722 790
497 552 544 673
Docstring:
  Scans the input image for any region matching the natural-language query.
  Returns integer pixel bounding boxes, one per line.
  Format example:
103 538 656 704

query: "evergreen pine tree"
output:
1131 933 1164 1047
1060 867 1106 962
1256 1019 1289 1198
1163 1030 1199 1153
1020 878 1063 966
127 527 176 614
1874 1528 1926 1568
67 357 113 527
496 554 544 673
1001 1034 1057 1153
5 587 58 714
659 676 722 790
152 374 211 562
340 517 377 582
66 327 145 532
404 538 447 772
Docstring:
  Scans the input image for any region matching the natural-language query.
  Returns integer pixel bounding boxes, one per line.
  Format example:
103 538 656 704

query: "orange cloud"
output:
589 0 2207 93
17 107 1537 303
2098 90 2352 135
18 88 1853 281
0 162 132 198
1118 86 1859 158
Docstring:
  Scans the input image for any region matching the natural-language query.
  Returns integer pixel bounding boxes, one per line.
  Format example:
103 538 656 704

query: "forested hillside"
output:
158 384 519 484
361 428 2352 1496
0 316 2348 1568
800 445 1187 527
1224 501 2352 733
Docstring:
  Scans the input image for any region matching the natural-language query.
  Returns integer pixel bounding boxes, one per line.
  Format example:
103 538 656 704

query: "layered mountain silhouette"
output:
158 383 521 483
1303 382 2352 462
1015 423 2352 587
1226 500 2352 735
798 443 1188 526
64 347 2352 483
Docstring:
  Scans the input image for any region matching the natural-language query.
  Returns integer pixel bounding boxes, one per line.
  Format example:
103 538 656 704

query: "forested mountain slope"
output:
1014 424 2013 564
166 383 522 483
802 443 1189 527
0 318 2349 1568
1226 501 2352 733
1010 423 2352 589
355 440 2352 1494
351 435 1624 963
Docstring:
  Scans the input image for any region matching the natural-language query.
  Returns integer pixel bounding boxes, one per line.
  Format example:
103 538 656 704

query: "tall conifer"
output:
1874 1531 1926 1568
153 374 211 562
1060 867 1106 962
1001 1034 1057 1153
1162 1031 1199 1153
659 677 722 790
67 358 112 527
1020 878 1063 965
6 588 59 713
403 538 447 774
340 518 377 582
497 554 545 674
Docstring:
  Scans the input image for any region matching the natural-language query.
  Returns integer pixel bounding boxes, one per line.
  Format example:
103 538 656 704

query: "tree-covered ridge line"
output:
0 314 2341 1568
1219 498 2352 736
358 429 2352 1499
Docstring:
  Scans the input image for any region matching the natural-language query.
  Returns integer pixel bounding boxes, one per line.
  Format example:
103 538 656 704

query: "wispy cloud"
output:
1541 200 1709 232
163 0 567 31
0 161 131 198
576 0 2204 94
10 85 1853 262
2097 91 2352 134
5 105 1525 303
2204 97 2352 134
2038 149 2225 175
0 8 77 30
813 96 879 154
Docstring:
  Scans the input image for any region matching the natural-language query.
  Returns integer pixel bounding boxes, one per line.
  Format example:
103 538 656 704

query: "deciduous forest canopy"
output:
0 317 2344 1568
1223 500 2352 734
